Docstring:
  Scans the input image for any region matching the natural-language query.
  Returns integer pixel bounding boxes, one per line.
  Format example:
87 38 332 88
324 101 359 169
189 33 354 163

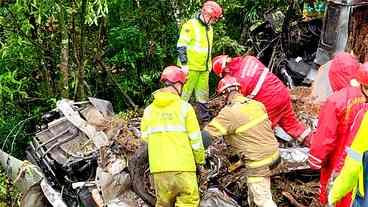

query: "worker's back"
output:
141 90 204 173
207 94 279 162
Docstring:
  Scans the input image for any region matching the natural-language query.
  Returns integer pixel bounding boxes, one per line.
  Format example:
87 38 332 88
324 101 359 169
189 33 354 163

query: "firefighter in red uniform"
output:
212 54 311 145
308 52 367 206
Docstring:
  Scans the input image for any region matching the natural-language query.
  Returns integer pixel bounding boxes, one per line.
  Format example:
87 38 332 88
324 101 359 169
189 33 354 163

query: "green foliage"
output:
0 0 294 158
0 0 298 203
0 168 21 206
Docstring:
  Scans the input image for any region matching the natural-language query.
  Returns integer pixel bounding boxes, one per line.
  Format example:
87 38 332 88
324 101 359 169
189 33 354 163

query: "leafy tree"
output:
0 0 292 161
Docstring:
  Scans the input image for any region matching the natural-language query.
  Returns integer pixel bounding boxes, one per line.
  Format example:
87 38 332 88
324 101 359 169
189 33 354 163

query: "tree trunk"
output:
58 1 69 98
74 0 87 100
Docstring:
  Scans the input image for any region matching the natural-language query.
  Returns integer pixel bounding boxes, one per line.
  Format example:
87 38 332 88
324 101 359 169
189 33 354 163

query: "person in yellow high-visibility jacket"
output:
177 1 222 123
329 63 368 206
140 66 205 207
329 110 368 207
204 76 280 207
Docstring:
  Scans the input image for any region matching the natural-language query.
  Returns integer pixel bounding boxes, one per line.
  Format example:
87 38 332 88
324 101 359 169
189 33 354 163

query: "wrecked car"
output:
0 94 318 206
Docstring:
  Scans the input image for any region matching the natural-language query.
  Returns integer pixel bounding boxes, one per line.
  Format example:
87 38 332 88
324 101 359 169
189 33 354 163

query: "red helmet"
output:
357 62 368 86
160 66 186 84
216 75 240 94
202 1 223 21
212 55 229 77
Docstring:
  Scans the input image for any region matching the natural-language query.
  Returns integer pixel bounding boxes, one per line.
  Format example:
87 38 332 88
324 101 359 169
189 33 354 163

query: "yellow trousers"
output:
153 172 200 207
181 70 209 103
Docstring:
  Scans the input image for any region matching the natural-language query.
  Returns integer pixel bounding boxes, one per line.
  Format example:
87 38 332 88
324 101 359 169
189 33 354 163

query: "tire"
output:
128 144 156 206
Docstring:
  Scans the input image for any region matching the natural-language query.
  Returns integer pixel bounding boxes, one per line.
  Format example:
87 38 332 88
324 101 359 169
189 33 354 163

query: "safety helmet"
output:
201 1 223 21
216 75 240 94
160 66 187 84
212 55 229 77
357 62 368 86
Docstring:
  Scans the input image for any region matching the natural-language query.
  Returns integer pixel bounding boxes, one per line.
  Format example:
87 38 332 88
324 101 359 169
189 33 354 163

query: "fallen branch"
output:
282 191 307 207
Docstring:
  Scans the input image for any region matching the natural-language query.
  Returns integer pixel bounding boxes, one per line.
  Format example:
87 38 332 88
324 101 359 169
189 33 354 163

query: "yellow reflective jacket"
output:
330 111 368 204
140 90 205 173
177 18 213 71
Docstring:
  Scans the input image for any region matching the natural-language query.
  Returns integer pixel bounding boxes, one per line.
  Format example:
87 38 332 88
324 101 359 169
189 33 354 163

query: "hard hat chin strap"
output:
199 12 211 25
167 83 183 96
222 86 239 103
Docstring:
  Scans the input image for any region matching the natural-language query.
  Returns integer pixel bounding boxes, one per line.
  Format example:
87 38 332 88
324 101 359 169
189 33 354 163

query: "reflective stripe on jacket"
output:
141 90 205 173
177 18 213 71
330 111 368 204
205 94 279 170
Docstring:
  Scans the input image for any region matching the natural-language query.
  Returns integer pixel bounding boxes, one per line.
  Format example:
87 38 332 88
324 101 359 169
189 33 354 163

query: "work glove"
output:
181 65 189 75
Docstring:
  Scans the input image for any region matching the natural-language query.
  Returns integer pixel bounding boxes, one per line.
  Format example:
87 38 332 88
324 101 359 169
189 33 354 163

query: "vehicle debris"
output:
0 89 320 206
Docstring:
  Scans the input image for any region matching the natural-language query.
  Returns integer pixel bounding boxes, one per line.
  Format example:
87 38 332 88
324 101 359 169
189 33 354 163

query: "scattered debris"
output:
0 90 321 206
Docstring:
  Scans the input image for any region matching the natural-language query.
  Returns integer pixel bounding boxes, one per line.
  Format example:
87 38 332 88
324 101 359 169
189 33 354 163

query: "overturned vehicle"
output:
0 95 319 207
315 0 368 65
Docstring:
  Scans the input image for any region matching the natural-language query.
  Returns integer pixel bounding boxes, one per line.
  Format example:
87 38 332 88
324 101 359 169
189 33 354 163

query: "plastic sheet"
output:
311 62 333 104
200 188 240 207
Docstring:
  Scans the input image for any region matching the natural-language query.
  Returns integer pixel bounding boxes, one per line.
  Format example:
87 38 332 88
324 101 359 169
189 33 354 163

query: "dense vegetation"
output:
0 0 293 158
0 0 302 205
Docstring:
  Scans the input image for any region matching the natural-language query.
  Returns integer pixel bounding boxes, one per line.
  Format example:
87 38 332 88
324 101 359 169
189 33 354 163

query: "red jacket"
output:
227 56 307 139
308 86 365 205
308 52 362 205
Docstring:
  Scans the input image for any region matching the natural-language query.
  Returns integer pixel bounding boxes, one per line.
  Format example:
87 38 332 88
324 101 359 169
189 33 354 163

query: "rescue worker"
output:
212 54 311 145
308 53 365 206
177 1 222 123
140 66 205 207
329 62 368 206
204 76 280 207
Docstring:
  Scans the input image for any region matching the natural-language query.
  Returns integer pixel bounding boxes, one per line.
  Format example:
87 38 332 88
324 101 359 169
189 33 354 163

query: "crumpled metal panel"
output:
315 2 350 65
0 150 43 193
20 184 48 207
200 188 240 207
88 97 114 118
95 167 131 202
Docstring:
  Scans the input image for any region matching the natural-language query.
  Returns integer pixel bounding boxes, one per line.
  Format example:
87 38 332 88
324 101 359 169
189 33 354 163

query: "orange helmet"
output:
160 66 187 84
202 1 223 21
357 62 368 86
212 55 229 77
216 75 240 94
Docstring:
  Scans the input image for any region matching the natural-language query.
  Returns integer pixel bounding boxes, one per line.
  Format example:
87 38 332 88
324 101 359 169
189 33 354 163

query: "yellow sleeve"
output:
330 113 368 204
140 107 151 143
329 156 361 204
177 20 193 47
186 104 205 165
